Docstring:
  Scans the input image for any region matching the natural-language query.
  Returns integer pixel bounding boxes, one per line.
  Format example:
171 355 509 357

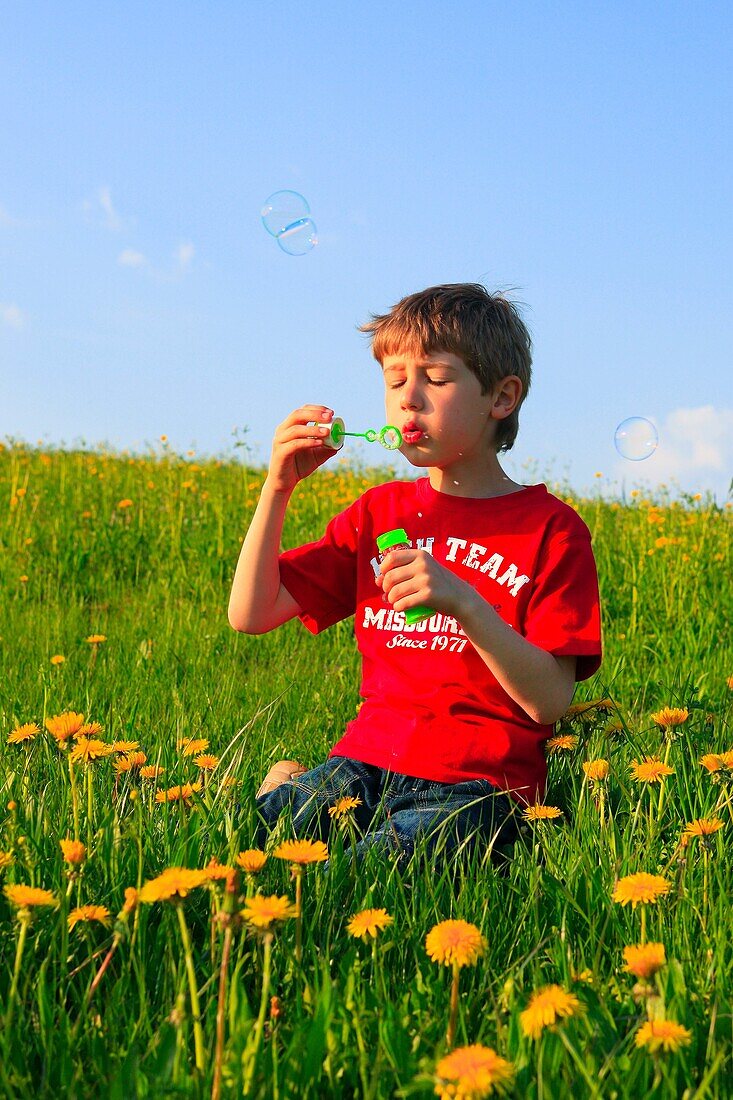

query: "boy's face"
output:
382 350 503 470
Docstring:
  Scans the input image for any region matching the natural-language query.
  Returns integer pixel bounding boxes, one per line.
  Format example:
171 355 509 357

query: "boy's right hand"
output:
265 405 336 494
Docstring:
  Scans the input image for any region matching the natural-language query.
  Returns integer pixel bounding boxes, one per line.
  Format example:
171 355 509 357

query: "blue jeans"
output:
256 756 518 864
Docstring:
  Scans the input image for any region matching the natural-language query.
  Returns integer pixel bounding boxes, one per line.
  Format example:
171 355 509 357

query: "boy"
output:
228 284 602 862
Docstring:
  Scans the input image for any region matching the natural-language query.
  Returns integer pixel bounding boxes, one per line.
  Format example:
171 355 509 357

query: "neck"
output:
428 458 523 499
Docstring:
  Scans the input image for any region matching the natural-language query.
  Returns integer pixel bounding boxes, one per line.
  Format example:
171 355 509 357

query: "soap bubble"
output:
379 425 402 450
276 217 318 256
261 190 310 236
261 190 318 256
614 417 658 461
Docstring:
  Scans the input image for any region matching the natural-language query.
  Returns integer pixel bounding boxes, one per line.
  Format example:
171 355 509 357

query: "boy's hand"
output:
266 406 337 495
377 549 469 620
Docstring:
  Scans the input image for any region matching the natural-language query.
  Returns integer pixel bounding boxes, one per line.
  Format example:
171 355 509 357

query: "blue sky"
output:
1 1 731 501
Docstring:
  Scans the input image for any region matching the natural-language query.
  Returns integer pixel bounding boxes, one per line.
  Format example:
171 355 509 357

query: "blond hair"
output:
360 283 532 452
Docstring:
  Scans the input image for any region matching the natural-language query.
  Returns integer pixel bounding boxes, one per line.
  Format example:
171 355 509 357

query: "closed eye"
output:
387 377 450 389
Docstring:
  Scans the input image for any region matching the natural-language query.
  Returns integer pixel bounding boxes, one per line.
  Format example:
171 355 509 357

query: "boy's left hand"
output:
377 549 469 620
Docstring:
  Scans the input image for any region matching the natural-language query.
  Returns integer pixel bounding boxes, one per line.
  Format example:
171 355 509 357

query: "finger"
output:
282 406 334 428
276 423 332 445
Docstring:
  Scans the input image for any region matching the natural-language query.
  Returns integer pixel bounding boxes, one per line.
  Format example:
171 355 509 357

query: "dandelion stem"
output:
86 767 94 846
175 901 206 1074
211 917 233 1100
69 756 80 839
4 913 30 1042
243 931 273 1094
446 961 461 1048
293 868 303 964
640 905 647 946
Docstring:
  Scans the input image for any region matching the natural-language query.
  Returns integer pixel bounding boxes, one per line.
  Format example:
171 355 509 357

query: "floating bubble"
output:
261 190 310 237
614 417 658 461
276 217 318 256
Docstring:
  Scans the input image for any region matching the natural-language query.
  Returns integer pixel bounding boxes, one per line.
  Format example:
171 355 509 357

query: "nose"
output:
400 377 423 411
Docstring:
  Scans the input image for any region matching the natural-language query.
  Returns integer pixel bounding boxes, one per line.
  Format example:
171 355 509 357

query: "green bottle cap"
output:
376 528 410 553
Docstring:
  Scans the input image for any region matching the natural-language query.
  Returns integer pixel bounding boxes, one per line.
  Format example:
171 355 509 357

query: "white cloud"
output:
174 241 195 272
82 186 132 232
1 303 25 329
611 405 733 498
118 248 147 268
98 186 122 231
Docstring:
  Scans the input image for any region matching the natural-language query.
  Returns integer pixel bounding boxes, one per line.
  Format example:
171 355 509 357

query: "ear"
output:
489 376 522 420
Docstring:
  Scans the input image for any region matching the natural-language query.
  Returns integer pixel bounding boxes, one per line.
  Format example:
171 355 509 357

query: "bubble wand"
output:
312 417 402 451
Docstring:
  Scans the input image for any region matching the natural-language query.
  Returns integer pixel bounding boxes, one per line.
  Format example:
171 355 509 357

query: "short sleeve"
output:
278 500 360 634
522 531 602 681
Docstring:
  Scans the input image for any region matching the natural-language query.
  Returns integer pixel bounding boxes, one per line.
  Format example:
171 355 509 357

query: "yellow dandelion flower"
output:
7 722 40 745
154 782 202 804
435 1044 514 1099
546 734 578 753
0 852 14 870
425 919 486 967
68 904 111 930
635 1018 692 1053
241 893 295 929
111 740 139 753
181 737 209 757
719 750 733 768
140 765 165 780
77 722 104 739
583 759 610 781
45 712 85 743
69 738 113 765
699 753 724 772
139 867 210 903
328 795 363 819
681 817 724 845
4 884 58 909
85 634 107 645
612 873 671 908
194 753 219 770
60 838 86 864
204 859 237 883
347 908 393 939
50 655 65 665
117 499 133 509
629 757 674 783
727 676 733 690
519 984 582 1040
236 849 268 873
273 839 329 866
650 707 689 729
115 757 134 775
523 804 563 822
121 887 138 916
623 942 666 979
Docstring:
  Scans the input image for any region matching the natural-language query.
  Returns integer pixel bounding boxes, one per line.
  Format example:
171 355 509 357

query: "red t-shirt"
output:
279 479 602 803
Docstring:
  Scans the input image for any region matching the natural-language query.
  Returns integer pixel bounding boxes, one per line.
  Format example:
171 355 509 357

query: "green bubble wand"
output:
313 417 402 451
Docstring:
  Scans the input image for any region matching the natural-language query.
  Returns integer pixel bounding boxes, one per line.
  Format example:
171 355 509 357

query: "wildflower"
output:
50 655 65 665
546 734 578 753
111 740 140 753
122 887 138 915
623 943 666 979
681 817 724 846
273 839 329 866
69 738 113 765
7 722 40 745
434 1044 514 1099
328 795 363 819
4 884 58 910
0 852 14 870
612 873 671 908
194 753 219 770
117 499 133 509
699 753 724 772
236 849 268 874
425 920 486 967
68 905 111 930
204 858 237 882
650 707 689 730
139 867 210 903
523 804 563 822
77 722 104 738
155 782 202 804
241 894 295 929
45 711 85 743
181 737 209 757
629 757 674 783
140 764 165 780
86 634 107 645
583 759 610 781
347 908 393 939
635 1018 692 1053
60 838 86 864
519 984 582 1040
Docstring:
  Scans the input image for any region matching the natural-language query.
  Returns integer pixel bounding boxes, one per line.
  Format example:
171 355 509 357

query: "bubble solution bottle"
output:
376 528 434 626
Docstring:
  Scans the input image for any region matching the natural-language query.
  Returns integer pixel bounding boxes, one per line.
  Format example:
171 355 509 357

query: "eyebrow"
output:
382 360 458 373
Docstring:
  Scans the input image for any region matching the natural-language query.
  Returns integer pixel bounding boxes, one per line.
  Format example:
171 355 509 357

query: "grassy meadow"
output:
1 439 732 1098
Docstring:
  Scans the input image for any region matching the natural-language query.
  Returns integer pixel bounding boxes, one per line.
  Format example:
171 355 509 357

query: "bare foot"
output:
256 759 307 799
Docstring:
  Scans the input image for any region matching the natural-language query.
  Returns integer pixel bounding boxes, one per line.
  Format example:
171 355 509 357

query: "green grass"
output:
0 441 731 1098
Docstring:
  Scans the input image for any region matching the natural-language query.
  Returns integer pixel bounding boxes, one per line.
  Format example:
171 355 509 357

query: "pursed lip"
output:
402 421 425 442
